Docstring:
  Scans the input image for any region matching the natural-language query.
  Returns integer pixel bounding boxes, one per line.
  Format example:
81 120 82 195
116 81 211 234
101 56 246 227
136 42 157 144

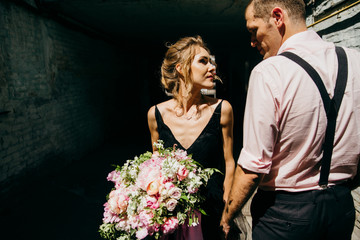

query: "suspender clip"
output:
320 184 329 190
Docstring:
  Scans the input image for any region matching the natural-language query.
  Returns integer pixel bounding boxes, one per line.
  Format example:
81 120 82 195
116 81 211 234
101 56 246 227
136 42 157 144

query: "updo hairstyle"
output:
161 35 210 104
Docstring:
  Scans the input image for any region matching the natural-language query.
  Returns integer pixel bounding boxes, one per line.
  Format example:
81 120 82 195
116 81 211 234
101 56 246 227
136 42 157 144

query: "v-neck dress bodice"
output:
155 100 225 239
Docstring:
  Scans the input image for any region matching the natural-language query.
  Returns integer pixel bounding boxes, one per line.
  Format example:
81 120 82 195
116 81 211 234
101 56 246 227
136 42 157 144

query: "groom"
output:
221 0 360 239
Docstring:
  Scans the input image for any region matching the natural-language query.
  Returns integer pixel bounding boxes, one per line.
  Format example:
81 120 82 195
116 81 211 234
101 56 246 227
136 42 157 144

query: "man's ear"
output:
271 7 284 28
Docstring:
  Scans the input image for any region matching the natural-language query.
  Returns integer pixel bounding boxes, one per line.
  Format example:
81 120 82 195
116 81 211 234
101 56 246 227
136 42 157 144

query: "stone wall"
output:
0 1 125 198
306 1 360 238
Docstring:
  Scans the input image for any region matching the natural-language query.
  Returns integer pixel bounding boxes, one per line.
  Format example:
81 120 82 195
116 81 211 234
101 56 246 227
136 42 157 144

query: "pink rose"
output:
177 165 189 181
160 182 175 198
169 187 182 200
165 198 178 212
187 186 198 194
146 196 159 209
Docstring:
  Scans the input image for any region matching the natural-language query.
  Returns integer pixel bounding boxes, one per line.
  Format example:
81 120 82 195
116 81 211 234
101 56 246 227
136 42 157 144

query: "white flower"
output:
165 198 178 212
169 187 182 200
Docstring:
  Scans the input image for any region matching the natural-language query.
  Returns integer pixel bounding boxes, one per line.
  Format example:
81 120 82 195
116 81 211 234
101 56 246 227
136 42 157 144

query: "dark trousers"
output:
251 185 355 240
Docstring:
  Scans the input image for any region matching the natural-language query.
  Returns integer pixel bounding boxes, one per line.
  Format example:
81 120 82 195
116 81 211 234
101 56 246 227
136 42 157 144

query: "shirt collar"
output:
277 30 322 55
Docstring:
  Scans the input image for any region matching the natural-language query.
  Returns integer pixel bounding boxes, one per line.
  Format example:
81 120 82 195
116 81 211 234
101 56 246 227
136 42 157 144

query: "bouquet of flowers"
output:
99 140 219 240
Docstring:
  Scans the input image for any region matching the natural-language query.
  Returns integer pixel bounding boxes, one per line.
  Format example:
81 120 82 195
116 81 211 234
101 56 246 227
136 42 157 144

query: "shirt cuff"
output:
237 148 272 174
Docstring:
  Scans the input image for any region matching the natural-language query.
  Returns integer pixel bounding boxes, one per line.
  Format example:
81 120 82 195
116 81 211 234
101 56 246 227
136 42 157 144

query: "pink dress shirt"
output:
238 30 360 192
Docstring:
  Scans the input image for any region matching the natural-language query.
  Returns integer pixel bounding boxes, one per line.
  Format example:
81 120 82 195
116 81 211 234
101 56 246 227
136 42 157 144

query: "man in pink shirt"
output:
221 0 360 239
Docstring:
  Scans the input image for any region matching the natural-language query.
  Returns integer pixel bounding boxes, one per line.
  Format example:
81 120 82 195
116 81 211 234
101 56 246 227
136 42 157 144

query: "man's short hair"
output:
247 0 306 22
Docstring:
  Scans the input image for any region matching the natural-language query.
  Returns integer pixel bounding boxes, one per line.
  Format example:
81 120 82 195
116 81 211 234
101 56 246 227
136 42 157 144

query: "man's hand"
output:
220 166 263 239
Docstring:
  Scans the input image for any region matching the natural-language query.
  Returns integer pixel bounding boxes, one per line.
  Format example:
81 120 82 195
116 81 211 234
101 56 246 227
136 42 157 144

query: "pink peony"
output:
108 189 129 215
139 210 154 227
102 202 121 223
177 165 189 181
161 217 179 234
128 215 140 229
136 158 162 191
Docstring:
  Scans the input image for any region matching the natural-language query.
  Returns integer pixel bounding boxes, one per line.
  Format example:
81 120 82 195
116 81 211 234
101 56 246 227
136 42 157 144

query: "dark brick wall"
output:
0 1 140 196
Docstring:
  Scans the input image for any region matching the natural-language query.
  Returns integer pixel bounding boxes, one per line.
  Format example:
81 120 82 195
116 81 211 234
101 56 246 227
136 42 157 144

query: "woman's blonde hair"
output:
161 35 210 105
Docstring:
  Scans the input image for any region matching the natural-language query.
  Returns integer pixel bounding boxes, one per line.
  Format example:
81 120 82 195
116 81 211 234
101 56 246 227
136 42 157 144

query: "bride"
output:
147 35 249 240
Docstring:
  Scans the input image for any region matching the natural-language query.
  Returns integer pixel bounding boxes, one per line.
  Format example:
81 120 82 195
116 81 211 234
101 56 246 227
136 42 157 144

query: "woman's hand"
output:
220 212 232 239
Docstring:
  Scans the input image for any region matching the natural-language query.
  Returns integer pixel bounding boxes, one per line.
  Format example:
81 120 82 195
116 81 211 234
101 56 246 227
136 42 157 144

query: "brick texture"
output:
0 1 129 197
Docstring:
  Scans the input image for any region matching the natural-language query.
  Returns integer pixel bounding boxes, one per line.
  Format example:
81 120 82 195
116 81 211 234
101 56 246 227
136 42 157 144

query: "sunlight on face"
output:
191 47 216 90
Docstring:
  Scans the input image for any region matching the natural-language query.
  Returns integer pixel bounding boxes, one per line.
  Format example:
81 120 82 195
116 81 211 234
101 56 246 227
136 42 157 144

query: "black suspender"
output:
279 47 348 188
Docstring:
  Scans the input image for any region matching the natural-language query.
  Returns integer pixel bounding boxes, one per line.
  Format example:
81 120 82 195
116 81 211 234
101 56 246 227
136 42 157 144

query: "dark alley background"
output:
0 1 261 239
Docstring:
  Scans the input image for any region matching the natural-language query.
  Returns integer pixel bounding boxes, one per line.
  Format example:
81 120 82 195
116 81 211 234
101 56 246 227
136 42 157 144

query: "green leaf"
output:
198 208 208 216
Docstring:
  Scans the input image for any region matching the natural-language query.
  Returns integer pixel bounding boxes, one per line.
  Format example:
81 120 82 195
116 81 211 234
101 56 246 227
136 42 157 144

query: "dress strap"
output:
215 99 224 114
154 105 166 132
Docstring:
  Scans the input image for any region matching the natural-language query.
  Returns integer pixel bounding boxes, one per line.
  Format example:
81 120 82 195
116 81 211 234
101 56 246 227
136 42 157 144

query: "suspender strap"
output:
280 47 348 187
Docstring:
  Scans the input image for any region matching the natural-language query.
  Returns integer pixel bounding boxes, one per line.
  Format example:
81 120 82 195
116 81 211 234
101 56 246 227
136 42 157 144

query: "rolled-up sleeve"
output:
238 65 280 174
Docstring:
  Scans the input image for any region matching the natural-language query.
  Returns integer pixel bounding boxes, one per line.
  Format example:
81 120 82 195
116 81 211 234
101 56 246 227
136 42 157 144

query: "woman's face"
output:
190 47 216 90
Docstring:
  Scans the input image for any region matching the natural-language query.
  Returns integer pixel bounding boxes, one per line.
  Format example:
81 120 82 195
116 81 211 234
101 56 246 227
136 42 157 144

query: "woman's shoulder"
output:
220 99 233 113
154 99 174 112
148 99 174 117
206 98 233 125
203 96 232 111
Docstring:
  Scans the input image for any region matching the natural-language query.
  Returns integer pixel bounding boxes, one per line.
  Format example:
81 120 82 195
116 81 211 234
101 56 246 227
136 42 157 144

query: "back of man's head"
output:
247 0 306 24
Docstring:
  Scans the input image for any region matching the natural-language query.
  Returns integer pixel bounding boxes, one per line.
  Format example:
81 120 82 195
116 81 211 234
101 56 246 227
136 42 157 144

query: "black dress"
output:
155 100 225 240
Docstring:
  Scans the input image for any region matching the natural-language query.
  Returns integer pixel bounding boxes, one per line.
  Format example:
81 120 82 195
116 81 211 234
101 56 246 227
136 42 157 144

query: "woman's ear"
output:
176 63 182 75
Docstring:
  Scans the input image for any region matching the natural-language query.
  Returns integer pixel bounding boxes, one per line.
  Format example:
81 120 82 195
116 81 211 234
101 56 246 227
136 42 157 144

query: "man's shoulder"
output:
252 55 290 74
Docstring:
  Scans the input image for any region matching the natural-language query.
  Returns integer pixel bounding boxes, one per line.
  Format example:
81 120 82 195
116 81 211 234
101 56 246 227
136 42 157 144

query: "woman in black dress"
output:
147 36 236 240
